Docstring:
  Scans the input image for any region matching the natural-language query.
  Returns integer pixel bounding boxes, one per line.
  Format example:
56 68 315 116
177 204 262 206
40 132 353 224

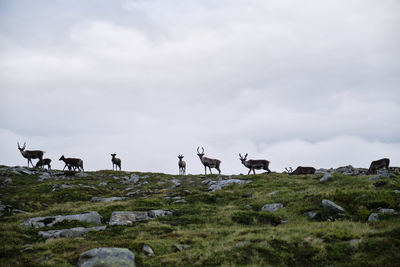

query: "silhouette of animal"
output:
36 158 52 170
111 153 121 171
197 147 221 175
239 153 271 175
59 155 84 172
17 142 44 167
178 154 186 175
287 166 316 175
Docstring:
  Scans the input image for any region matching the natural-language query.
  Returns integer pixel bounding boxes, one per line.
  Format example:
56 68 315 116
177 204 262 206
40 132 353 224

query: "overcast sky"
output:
0 0 399 174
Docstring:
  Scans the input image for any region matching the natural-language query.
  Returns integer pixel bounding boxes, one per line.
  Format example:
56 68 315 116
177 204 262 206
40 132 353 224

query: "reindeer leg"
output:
253 169 256 175
248 169 251 175
209 167 213 175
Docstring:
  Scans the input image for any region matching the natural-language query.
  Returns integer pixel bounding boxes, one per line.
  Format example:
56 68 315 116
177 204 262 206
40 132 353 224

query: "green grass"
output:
0 166 399 266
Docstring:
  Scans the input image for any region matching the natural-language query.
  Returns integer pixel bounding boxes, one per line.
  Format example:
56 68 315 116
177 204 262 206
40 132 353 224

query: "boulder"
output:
368 213 379 222
91 197 126 203
109 210 173 226
38 226 106 239
148 210 173 218
322 199 345 214
320 173 333 182
207 178 251 192
261 203 284 213
22 212 102 228
77 247 135 267
142 244 155 256
378 208 395 214
305 210 319 219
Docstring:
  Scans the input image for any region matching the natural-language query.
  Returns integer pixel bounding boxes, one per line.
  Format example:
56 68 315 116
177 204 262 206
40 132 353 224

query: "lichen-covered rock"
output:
206 177 251 192
322 199 345 214
91 197 126 203
38 226 106 239
77 247 135 267
22 212 102 228
109 210 173 226
320 172 333 182
142 244 155 256
261 203 284 213
148 210 173 218
378 208 395 214
368 213 379 222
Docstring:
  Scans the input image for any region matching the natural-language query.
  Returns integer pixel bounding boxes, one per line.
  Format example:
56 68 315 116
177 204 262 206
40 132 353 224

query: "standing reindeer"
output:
286 166 316 175
239 153 271 175
36 158 52 170
197 147 221 175
17 142 44 168
178 154 186 175
111 153 122 171
59 155 84 172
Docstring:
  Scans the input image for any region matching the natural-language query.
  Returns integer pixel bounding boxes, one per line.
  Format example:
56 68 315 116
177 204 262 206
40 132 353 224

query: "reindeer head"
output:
284 167 293 174
59 155 65 161
239 153 248 163
17 142 26 152
197 147 205 159
178 154 184 160
111 153 117 158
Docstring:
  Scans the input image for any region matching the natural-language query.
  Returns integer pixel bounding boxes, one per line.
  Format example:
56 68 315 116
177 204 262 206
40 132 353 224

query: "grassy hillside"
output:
0 166 399 266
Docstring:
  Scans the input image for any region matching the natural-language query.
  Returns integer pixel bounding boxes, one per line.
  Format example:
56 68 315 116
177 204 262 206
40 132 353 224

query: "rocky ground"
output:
0 165 399 266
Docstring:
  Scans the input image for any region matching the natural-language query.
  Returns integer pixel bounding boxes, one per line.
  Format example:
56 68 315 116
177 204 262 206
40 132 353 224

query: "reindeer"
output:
178 154 186 175
197 147 221 175
111 153 122 171
17 142 44 168
366 158 390 175
239 153 271 175
36 158 52 170
286 166 316 175
59 155 84 172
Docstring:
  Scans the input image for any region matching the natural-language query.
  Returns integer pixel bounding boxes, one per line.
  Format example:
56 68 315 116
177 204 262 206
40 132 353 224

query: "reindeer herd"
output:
17 142 391 176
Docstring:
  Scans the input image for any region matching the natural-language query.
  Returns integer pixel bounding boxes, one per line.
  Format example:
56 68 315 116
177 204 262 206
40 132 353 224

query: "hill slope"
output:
0 166 399 266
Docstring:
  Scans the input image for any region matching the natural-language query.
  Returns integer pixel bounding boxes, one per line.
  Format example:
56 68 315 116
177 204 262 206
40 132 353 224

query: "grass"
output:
0 166 399 266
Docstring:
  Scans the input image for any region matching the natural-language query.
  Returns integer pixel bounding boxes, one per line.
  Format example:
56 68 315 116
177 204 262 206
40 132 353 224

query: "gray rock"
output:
52 184 73 191
394 190 400 194
0 201 12 217
142 244 155 256
368 213 379 222
148 210 173 218
38 226 106 239
98 182 108 186
267 191 279 196
78 247 135 267
378 208 395 214
109 211 150 226
305 210 319 219
39 173 51 181
173 244 190 252
208 178 251 192
170 179 181 189
320 172 333 182
22 211 102 228
322 199 345 214
334 165 367 176
235 241 251 248
91 197 126 203
3 178 12 185
75 172 89 178
261 203 284 213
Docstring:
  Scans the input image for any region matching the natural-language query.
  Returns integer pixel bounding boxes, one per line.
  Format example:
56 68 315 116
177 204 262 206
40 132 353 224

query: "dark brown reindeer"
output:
366 158 390 175
239 153 271 175
178 154 186 175
197 147 221 175
59 155 84 172
17 142 44 168
36 158 52 170
286 166 316 175
111 153 121 171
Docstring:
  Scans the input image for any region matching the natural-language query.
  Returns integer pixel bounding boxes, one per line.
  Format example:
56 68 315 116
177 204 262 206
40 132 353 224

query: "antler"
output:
245 153 248 158
239 153 242 158
201 147 204 153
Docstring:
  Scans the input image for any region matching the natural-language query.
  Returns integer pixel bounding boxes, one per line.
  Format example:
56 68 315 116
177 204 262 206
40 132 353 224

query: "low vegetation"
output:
0 165 399 266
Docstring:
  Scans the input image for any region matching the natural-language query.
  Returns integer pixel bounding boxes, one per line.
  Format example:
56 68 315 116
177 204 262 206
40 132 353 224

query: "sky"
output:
0 0 399 174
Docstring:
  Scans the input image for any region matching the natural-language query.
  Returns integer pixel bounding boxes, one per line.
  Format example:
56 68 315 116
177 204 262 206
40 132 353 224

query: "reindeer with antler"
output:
178 154 186 175
197 147 221 175
17 142 44 168
239 153 271 175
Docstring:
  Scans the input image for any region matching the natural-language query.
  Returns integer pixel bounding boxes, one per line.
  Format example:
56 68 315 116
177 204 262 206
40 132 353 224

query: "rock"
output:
38 226 106 239
320 172 333 182
305 210 319 219
369 170 390 181
315 168 332 175
208 178 251 192
22 211 102 228
394 190 400 194
235 241 251 248
0 201 12 217
77 247 135 267
173 244 190 252
75 172 89 178
52 184 73 191
39 173 51 181
261 203 284 213
267 191 278 196
368 213 379 222
3 178 12 185
142 244 155 256
148 210 173 218
378 208 395 214
109 211 150 226
373 181 387 187
334 165 367 176
322 199 345 214
91 197 126 203
170 179 181 189
98 182 108 186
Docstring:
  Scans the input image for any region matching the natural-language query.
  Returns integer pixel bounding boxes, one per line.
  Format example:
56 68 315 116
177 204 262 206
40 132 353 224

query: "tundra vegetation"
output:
0 165 399 266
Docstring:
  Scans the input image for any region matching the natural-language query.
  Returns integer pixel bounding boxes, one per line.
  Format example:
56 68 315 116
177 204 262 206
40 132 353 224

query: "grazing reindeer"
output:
17 142 44 167
197 147 221 175
111 153 122 171
284 167 293 174
287 166 316 175
239 153 271 175
36 158 52 170
178 154 186 175
366 158 390 175
59 155 84 172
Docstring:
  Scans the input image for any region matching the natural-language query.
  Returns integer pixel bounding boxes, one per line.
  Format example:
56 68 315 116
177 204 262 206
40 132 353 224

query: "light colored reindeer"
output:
239 153 271 175
178 154 186 175
197 147 221 175
17 142 44 168
111 153 121 171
